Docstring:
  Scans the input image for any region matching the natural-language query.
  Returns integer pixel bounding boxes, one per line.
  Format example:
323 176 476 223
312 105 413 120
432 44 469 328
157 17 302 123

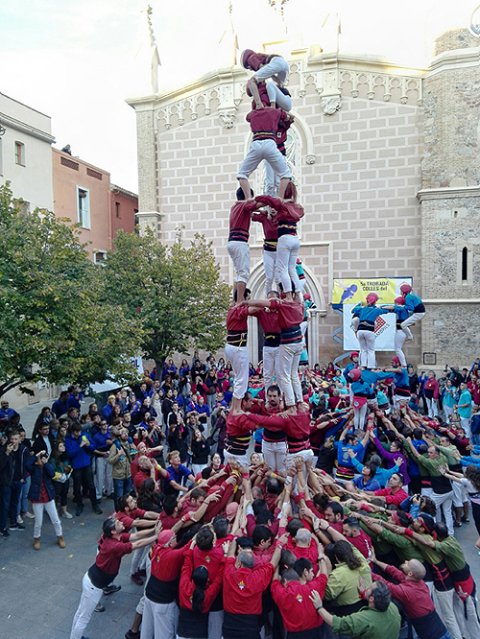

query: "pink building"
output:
110 184 138 240
52 148 138 262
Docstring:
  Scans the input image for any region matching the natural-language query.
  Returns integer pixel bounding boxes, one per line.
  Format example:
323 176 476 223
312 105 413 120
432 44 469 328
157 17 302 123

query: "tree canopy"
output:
104 229 231 373
0 184 142 398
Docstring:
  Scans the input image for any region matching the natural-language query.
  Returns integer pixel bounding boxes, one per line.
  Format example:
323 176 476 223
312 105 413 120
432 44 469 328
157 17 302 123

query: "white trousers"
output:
453 592 480 639
401 311 425 329
70 572 103 639
265 159 280 197
432 490 454 536
357 330 376 368
426 397 439 418
192 463 208 476
278 341 303 406
140 598 178 639
95 455 113 499
263 345 280 392
224 344 249 399
32 499 62 539
394 330 407 367
452 480 468 507
224 451 249 467
443 404 454 421
135 554 152 615
460 416 472 438
432 587 463 639
131 543 149 576
353 404 368 430
286 449 314 475
254 55 289 86
262 439 287 473
262 249 277 296
237 139 291 180
275 234 301 294
227 241 250 284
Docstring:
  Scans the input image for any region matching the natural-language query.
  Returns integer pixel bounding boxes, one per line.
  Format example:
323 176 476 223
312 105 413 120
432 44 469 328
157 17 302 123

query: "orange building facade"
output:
52 148 138 262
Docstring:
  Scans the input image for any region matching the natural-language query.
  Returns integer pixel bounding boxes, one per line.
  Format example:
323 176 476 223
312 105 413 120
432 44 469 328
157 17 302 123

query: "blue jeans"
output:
113 477 133 509
17 475 31 516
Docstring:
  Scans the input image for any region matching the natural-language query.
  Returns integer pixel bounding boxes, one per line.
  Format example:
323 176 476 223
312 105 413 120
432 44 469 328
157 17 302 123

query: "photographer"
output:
27 449 65 550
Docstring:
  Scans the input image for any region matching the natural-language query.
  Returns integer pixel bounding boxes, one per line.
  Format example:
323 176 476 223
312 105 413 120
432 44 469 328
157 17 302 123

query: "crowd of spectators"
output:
1 353 480 639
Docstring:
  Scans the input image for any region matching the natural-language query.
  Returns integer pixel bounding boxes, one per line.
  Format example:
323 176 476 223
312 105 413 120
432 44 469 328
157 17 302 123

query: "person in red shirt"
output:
70 516 158 639
225 300 259 412
227 192 263 302
257 307 281 392
237 107 292 201
242 295 304 407
225 394 261 466
222 538 282 639
258 384 287 472
371 555 450 639
177 542 226 639
142 529 186 639
256 184 305 301
251 207 279 298
271 555 329 638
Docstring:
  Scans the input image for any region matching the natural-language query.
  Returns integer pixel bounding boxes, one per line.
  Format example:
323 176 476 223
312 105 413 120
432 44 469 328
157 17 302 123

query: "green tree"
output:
0 184 142 398
104 229 231 375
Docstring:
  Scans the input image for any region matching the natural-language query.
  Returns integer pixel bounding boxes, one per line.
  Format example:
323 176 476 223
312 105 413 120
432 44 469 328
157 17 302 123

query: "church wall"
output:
155 86 423 364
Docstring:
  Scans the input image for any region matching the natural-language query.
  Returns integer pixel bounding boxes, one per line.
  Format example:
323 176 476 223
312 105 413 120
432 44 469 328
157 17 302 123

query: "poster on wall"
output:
331 276 413 307
343 304 396 350
332 276 413 351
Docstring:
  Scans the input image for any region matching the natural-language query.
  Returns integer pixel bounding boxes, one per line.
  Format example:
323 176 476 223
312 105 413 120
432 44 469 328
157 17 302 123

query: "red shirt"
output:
95 533 133 574
257 308 280 335
374 565 435 618
226 305 250 332
116 507 146 531
223 557 274 615
150 544 186 581
347 530 373 559
228 201 258 242
287 538 320 571
270 299 304 330
179 549 225 612
192 542 225 574
252 212 278 246
374 487 409 507
271 575 328 631
226 412 258 438
246 108 286 139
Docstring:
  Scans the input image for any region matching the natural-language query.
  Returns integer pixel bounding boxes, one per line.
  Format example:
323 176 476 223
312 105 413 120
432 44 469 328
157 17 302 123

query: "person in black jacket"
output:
0 430 29 535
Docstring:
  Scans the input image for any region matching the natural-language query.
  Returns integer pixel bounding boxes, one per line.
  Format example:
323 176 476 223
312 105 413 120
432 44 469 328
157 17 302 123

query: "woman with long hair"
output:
51 439 73 519
177 538 225 639
324 540 372 616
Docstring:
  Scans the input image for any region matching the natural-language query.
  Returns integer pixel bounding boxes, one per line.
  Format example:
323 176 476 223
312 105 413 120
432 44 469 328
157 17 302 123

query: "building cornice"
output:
426 46 480 77
417 185 480 202
0 112 55 144
127 52 425 133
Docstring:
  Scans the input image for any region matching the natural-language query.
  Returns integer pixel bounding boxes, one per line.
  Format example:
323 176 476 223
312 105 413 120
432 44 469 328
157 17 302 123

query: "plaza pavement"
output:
0 400 479 638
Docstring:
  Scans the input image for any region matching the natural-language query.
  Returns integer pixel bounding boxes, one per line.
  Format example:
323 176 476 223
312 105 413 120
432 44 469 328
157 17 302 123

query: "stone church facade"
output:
128 29 480 369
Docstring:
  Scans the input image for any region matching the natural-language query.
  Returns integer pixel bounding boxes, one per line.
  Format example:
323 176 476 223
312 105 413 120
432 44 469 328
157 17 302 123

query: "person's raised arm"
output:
247 77 264 109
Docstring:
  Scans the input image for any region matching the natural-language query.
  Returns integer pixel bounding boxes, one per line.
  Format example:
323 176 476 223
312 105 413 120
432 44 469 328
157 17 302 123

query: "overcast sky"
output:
0 0 476 192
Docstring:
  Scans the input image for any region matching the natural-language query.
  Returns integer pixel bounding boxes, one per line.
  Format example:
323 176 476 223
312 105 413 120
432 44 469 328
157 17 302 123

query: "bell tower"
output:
418 27 480 364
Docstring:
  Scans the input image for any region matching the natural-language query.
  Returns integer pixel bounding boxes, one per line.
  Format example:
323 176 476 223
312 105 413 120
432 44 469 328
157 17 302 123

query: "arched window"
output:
461 247 468 282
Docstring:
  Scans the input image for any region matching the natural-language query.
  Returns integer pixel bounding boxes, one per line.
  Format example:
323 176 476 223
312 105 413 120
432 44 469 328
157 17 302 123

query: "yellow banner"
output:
332 277 413 305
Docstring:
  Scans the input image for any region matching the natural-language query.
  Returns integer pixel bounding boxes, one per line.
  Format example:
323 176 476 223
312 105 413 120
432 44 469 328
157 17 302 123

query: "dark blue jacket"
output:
27 459 56 502
65 433 95 469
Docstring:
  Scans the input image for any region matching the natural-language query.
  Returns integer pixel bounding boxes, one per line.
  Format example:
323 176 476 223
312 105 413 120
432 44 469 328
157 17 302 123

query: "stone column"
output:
135 106 163 239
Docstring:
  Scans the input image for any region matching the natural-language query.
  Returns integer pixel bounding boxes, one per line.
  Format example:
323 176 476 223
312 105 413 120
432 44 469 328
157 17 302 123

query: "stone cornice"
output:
0 112 55 144
417 186 480 202
127 52 425 133
426 46 480 77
